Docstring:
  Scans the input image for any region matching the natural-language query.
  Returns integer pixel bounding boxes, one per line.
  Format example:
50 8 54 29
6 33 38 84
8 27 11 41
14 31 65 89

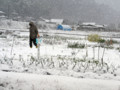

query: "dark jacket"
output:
29 22 38 39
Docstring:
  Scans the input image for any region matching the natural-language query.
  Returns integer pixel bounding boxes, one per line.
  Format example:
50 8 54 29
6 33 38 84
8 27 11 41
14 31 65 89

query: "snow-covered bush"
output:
88 34 101 42
68 43 85 49
98 39 106 43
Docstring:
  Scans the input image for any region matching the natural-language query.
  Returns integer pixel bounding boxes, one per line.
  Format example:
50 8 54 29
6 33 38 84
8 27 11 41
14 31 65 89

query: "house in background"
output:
0 11 6 20
38 17 72 30
0 11 5 16
50 19 64 24
39 17 64 24
57 24 72 31
78 22 106 30
38 17 63 29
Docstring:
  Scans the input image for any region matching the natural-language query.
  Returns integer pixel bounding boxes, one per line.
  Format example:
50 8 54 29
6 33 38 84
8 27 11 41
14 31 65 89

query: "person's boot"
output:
36 46 38 48
36 44 39 48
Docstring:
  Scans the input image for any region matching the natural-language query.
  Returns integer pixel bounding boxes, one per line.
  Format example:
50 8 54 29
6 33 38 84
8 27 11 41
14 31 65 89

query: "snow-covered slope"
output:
0 20 28 29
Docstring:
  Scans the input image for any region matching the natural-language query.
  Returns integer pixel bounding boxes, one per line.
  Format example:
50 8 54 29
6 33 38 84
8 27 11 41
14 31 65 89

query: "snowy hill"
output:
0 20 28 29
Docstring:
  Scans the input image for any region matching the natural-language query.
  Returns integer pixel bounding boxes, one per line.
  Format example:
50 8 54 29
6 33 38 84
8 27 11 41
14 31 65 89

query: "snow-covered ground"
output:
0 21 120 89
0 71 120 90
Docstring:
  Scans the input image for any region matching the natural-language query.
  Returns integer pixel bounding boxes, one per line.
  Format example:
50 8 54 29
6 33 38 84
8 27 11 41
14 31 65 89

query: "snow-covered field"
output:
0 23 120 89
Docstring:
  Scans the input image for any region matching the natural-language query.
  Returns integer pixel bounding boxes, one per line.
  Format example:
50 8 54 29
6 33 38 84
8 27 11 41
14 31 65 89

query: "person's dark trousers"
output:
29 38 37 48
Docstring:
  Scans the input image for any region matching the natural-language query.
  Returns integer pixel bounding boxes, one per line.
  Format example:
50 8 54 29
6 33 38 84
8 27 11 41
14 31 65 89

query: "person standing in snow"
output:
29 22 39 48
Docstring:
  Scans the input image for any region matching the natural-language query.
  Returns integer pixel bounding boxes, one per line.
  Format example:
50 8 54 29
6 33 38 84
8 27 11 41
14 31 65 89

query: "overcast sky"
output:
96 0 120 11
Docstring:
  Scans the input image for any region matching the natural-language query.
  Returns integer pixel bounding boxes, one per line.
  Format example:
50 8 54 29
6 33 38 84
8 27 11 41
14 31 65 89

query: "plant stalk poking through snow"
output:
11 36 15 55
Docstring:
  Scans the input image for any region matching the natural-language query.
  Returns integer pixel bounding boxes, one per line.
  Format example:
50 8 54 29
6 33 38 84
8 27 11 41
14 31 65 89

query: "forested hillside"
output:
0 0 120 24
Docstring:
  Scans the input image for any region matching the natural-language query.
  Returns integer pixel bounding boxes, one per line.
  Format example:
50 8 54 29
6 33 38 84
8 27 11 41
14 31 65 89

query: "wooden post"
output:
93 46 95 59
119 43 120 52
85 36 88 57
86 43 88 57
98 45 100 60
37 44 40 60
101 47 105 66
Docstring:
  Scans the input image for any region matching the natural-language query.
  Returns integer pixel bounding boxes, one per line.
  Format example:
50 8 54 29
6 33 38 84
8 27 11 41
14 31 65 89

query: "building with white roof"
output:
50 19 64 24
78 22 105 30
